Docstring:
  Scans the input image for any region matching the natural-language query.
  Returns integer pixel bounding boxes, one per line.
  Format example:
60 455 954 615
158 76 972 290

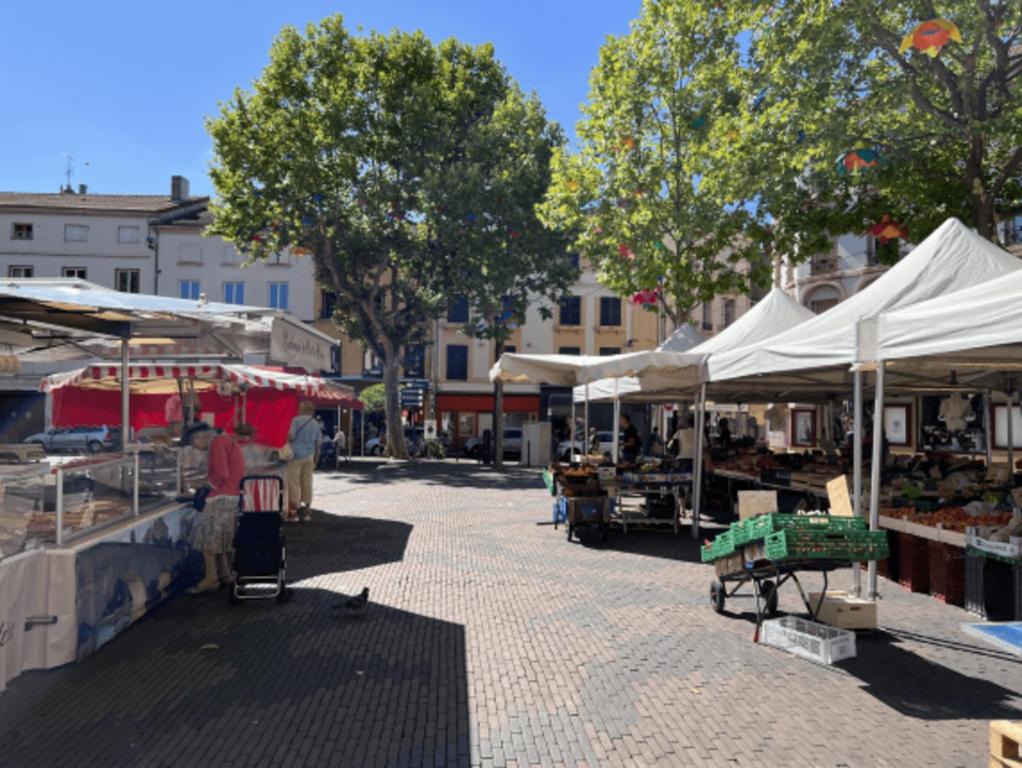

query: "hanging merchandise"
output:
869 215 909 245
899 19 962 58
764 404 786 432
938 394 973 433
630 288 659 308
836 148 881 176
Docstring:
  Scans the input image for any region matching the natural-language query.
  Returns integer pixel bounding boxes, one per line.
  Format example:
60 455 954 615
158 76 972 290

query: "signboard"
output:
827 475 854 517
269 317 336 373
423 420 437 441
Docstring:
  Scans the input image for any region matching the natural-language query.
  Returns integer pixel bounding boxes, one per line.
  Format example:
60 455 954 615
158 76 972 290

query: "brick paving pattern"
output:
1 460 1020 767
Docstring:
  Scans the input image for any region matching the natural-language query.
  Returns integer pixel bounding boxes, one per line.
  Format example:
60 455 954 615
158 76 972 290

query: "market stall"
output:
855 265 1022 612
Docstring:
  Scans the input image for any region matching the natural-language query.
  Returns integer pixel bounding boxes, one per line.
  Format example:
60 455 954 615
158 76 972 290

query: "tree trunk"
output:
381 341 408 459
493 337 505 470
966 132 996 240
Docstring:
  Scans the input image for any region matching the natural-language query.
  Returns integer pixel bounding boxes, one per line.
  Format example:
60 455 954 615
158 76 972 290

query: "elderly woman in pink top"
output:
187 423 247 594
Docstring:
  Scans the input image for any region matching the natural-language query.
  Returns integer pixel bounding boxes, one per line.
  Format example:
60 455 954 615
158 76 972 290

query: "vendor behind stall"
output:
669 413 707 471
620 415 640 463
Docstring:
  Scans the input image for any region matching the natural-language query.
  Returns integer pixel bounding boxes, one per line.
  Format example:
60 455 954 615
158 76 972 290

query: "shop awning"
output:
436 394 540 413
40 363 361 406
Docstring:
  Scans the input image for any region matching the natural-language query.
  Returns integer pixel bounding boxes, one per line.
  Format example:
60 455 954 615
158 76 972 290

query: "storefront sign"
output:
270 318 336 373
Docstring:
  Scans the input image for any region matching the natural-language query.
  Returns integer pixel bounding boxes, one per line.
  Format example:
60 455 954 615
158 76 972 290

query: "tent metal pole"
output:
571 393 577 455
984 389 993 469
584 383 590 456
867 361 885 600
1008 389 1015 475
336 405 342 470
852 370 863 596
612 379 620 463
120 339 130 448
691 382 706 539
360 410 365 457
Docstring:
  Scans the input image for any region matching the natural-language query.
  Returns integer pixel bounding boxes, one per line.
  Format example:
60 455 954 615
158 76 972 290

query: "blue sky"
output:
1 1 640 197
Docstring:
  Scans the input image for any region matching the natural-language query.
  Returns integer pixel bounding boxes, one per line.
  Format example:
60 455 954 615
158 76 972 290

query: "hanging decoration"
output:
836 147 881 176
617 243 635 261
899 19 961 58
618 136 636 152
869 214 909 245
292 246 312 257
690 115 708 130
630 288 660 309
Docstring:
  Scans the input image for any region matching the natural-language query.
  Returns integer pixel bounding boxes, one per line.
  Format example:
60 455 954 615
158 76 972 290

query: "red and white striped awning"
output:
41 363 358 405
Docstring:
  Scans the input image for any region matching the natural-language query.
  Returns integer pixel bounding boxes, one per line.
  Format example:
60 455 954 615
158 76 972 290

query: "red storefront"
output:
436 394 540 444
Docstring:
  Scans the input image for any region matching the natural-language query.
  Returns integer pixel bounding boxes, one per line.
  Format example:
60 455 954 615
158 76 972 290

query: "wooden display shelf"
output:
878 515 967 548
990 720 1022 768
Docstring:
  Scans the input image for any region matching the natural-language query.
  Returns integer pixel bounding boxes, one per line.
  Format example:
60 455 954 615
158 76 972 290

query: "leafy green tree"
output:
208 16 556 458
447 88 578 466
540 0 771 328
359 383 386 414
705 0 1022 252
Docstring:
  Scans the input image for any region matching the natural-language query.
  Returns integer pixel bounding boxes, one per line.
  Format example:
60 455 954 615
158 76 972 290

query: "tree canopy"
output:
207 16 570 457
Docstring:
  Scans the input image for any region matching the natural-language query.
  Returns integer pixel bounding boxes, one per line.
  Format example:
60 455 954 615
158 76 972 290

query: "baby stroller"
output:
230 475 291 604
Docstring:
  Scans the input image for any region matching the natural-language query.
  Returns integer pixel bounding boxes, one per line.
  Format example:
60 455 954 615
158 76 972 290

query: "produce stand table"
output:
608 471 692 534
714 469 831 514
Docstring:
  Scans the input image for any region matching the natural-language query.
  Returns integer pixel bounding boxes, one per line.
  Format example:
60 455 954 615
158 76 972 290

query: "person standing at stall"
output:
187 424 246 594
287 401 321 522
620 414 640 463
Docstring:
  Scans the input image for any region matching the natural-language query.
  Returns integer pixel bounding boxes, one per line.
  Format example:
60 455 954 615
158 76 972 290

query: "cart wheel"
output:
710 580 725 614
759 580 779 617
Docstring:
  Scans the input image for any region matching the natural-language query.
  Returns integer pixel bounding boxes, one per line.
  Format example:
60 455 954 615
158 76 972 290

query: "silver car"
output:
24 425 115 454
557 430 615 461
464 428 523 459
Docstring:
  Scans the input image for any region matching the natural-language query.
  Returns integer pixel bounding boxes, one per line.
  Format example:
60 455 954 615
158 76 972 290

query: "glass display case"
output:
0 463 48 560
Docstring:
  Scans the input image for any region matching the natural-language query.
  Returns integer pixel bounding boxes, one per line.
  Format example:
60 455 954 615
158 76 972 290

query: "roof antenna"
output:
61 154 90 193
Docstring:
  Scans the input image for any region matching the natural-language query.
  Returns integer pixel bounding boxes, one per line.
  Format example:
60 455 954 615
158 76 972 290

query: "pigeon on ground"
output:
332 587 369 615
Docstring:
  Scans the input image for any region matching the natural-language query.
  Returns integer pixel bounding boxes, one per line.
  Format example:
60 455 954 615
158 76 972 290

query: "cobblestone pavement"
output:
1 460 1021 767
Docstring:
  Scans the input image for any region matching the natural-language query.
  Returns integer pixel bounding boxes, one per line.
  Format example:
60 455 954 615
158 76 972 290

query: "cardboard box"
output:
807 590 878 630
738 490 777 520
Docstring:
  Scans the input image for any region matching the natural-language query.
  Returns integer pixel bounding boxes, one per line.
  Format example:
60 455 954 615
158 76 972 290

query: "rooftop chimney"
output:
78 184 88 195
170 175 190 202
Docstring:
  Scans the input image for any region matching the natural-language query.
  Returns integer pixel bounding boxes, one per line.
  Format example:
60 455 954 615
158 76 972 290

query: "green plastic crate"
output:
743 513 867 544
764 529 889 562
701 529 736 563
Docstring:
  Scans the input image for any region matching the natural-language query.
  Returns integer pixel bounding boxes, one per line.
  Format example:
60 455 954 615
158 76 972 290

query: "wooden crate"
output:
927 540 966 606
898 531 930 593
990 720 1022 767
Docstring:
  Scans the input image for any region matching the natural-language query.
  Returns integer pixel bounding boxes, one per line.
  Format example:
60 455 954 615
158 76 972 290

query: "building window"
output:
268 282 289 309
721 299 736 329
558 296 581 326
447 296 469 323
11 223 33 240
701 303 712 331
569 253 580 269
222 244 238 264
8 265 33 278
404 344 425 378
269 252 292 266
503 345 516 354
64 224 89 242
599 296 622 326
178 244 202 264
117 226 141 244
805 284 840 315
599 346 621 356
179 280 201 300
446 345 468 380
320 289 337 319
115 269 140 293
223 281 245 305
558 346 581 356
62 267 87 279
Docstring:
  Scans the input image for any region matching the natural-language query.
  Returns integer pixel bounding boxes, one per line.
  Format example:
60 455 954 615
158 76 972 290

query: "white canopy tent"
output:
857 267 1022 598
706 219 1022 599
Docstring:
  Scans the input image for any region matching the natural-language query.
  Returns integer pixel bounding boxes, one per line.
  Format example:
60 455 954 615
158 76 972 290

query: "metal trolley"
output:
709 556 852 633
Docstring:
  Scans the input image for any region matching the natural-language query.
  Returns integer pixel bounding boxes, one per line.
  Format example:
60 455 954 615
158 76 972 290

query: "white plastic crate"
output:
966 528 1022 560
760 616 857 665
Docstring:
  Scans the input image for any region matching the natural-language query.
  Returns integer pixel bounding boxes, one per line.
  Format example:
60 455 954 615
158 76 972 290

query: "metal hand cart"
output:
709 557 852 636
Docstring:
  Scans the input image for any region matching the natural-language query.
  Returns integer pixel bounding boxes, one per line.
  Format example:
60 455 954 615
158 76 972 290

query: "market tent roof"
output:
706 218 1022 395
574 287 816 402
40 363 361 406
864 268 1022 389
0 278 272 337
489 354 616 387
657 323 706 352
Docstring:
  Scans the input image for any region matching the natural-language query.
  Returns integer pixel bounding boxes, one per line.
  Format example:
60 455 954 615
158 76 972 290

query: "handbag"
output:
193 485 211 512
284 417 315 461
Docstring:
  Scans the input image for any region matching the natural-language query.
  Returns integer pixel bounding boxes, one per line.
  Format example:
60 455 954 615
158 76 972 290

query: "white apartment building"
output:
783 233 888 313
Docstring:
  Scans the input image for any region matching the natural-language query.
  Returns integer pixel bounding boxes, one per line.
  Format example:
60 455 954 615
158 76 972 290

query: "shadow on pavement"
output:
834 631 1022 721
286 512 412 580
574 525 716 564
321 458 542 491
0 510 465 768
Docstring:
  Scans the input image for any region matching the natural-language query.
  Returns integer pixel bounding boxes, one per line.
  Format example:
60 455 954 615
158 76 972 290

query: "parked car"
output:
365 428 424 456
556 430 616 461
464 428 523 460
24 425 116 454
